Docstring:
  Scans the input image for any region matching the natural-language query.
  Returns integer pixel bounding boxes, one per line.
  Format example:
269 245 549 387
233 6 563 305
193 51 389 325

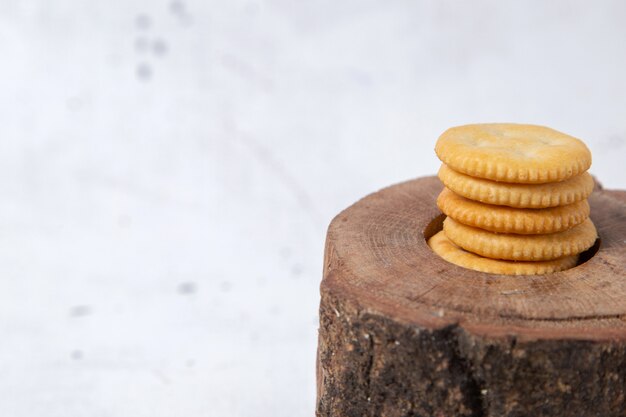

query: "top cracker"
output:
435 123 592 183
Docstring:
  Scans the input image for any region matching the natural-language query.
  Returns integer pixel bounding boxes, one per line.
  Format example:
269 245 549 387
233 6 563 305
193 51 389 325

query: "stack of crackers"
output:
428 124 598 275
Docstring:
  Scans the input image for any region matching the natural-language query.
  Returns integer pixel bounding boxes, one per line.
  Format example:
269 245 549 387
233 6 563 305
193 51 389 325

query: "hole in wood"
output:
575 236 601 266
423 213 445 240
423 214 601 270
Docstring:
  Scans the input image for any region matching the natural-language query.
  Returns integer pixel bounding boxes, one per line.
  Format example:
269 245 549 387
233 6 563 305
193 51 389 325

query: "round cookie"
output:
437 187 590 234
428 231 579 275
438 164 594 208
435 124 592 183
442 217 597 261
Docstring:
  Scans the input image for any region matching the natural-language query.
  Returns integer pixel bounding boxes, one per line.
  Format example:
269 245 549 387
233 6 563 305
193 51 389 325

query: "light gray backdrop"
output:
1 1 625 416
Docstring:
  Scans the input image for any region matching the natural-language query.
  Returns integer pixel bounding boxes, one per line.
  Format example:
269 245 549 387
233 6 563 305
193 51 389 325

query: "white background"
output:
0 1 625 416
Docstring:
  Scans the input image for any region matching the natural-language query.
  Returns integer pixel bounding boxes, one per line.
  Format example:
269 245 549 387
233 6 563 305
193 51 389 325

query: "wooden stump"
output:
316 176 626 417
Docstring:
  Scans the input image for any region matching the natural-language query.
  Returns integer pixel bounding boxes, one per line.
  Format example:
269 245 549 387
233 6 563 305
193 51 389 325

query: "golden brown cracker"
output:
428 231 578 275
442 217 597 261
438 164 594 208
437 187 590 234
435 124 591 183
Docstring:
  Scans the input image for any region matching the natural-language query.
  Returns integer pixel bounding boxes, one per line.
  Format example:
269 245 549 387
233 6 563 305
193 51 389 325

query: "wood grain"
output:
317 176 626 417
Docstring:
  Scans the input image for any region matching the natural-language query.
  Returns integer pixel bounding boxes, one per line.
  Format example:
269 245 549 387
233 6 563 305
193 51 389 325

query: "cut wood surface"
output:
317 176 626 417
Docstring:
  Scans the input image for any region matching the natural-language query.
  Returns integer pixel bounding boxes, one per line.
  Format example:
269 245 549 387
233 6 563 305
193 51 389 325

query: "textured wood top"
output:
322 176 626 340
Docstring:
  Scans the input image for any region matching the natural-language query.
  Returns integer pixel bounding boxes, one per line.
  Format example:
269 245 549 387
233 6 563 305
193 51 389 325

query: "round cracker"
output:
438 164 594 208
428 231 578 275
443 217 597 261
435 124 591 183
437 187 590 234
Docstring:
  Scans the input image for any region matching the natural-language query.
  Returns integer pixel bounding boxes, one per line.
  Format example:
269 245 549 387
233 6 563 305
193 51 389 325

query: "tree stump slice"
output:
316 176 626 417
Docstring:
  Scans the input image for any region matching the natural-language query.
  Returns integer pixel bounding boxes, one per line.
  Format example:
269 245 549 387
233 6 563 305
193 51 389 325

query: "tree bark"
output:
316 176 626 417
